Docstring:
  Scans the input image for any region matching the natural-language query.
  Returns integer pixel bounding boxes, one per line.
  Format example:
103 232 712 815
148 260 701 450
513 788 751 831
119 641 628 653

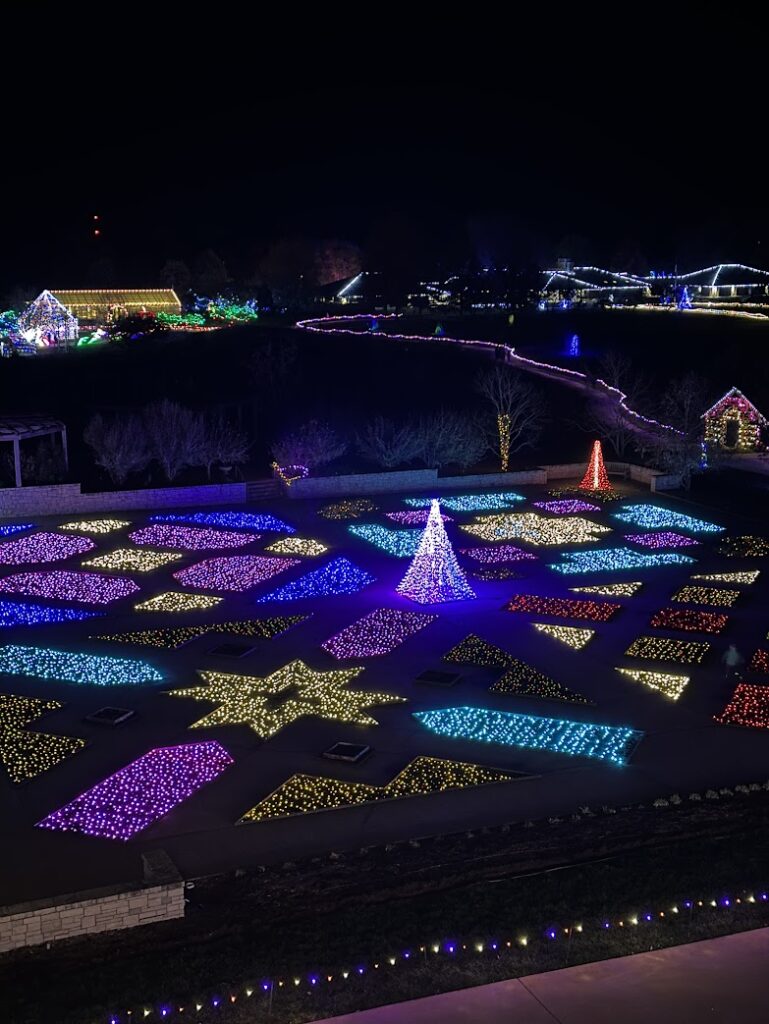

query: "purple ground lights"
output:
0 531 95 565
385 510 453 525
36 741 233 840
459 545 537 564
625 531 700 549
0 571 140 604
533 499 601 514
173 555 300 592
322 608 436 659
129 524 260 551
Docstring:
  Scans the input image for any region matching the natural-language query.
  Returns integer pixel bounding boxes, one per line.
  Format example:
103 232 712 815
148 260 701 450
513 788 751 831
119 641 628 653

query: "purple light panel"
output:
459 545 537 564
322 608 437 659
625 531 700 549
0 531 95 565
533 499 601 514
173 555 299 592
0 571 140 604
385 510 453 525
129 524 260 551
36 741 233 841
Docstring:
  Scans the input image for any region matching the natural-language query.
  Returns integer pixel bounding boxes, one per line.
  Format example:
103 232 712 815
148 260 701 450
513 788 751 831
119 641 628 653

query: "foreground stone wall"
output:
0 481 248 519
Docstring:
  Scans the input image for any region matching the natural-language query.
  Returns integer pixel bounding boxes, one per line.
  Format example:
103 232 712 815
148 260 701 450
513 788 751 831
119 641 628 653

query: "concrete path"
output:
311 927 769 1023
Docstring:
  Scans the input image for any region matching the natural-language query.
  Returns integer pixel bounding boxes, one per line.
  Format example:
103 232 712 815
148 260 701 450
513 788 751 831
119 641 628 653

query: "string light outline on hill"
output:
396 500 476 604
579 440 611 492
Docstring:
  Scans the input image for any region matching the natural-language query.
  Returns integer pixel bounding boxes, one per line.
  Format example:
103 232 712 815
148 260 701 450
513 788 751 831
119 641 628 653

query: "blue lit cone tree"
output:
396 499 476 604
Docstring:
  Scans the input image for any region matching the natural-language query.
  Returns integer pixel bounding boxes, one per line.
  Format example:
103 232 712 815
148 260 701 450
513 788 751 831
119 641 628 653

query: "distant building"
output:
313 272 384 307
702 387 767 452
18 290 79 347
51 289 181 324
539 266 650 306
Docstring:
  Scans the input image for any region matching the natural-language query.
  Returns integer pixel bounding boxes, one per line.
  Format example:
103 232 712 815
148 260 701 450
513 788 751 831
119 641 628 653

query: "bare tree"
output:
476 365 545 470
83 414 150 485
199 414 251 479
143 400 205 481
647 373 710 489
356 417 422 469
412 410 486 470
272 419 348 470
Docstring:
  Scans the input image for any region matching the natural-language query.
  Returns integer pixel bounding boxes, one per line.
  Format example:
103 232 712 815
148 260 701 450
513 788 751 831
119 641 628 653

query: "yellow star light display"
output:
265 537 328 557
460 512 610 547
0 693 85 783
240 756 514 822
671 586 740 607
169 660 406 738
135 592 223 613
532 623 595 650
59 519 130 534
83 548 183 573
615 668 690 701
92 616 307 650
691 571 760 585
570 582 643 597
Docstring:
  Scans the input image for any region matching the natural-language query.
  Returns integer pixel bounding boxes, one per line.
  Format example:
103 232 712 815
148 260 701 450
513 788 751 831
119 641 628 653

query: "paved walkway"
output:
311 928 769 1023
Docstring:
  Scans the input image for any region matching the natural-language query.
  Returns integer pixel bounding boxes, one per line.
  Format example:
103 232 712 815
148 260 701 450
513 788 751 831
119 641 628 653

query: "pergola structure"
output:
0 415 68 488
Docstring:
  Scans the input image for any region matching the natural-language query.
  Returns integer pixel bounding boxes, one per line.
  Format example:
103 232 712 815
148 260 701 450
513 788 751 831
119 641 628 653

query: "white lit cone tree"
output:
397 499 476 604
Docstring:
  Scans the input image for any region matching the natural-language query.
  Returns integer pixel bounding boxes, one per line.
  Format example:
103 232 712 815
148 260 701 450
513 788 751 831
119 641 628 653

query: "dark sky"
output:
3 14 764 288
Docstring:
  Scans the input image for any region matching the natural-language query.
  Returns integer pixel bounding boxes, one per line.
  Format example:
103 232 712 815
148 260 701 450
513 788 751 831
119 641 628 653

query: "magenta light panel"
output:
0 531 95 565
625 531 700 549
322 608 437 659
0 571 140 605
129 524 261 551
173 555 300 592
533 499 601 514
36 741 233 841
385 510 453 525
459 545 537 564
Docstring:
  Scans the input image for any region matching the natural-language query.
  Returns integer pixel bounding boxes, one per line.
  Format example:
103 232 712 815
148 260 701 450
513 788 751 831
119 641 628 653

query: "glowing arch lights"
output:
240 756 515 822
414 707 642 765
256 557 375 603
0 570 140 604
174 555 300 592
152 512 295 534
612 504 724 534
0 600 102 628
36 741 234 840
404 492 525 513
0 645 163 686
0 693 86 783
322 608 436 659
129 524 260 551
348 524 421 557
397 501 475 604
549 548 695 575
0 531 95 565
714 683 769 730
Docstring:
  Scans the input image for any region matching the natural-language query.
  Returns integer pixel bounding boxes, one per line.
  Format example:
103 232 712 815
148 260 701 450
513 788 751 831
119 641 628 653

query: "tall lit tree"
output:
397 500 476 604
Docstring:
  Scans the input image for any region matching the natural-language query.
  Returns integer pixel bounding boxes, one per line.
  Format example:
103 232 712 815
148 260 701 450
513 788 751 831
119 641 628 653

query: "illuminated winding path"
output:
296 313 680 438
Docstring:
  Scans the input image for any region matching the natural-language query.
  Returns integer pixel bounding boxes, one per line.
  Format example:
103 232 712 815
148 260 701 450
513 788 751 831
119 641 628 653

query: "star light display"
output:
348 524 421 557
134 591 223 613
93 615 306 650
579 440 612 492
0 570 140 604
152 512 295 533
671 585 740 607
624 635 710 664
714 683 769 730
0 693 86 783
414 707 642 765
625 531 700 549
458 545 537 564
570 582 643 596
716 536 769 558
58 519 130 534
0 644 164 686
692 570 760 584
175 555 300 592
532 623 595 650
83 548 183 573
0 523 33 537
0 600 102 628
649 608 728 634
460 512 610 547
169 660 405 738
0 531 95 565
264 537 328 557
318 499 378 520
749 650 769 673
240 756 514 822
615 668 690 701
385 510 453 525
397 500 475 604
36 741 233 840
533 499 601 514
549 548 695 575
444 634 591 704
612 504 724 534
129 525 260 551
322 608 436 659
256 557 375 603
505 594 619 621
404 492 525 513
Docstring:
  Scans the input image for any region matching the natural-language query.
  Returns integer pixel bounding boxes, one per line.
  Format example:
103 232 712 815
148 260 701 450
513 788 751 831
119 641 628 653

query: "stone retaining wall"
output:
0 481 248 519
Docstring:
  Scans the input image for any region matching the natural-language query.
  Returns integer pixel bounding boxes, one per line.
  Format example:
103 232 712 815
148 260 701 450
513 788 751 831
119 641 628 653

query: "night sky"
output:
3 16 764 290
